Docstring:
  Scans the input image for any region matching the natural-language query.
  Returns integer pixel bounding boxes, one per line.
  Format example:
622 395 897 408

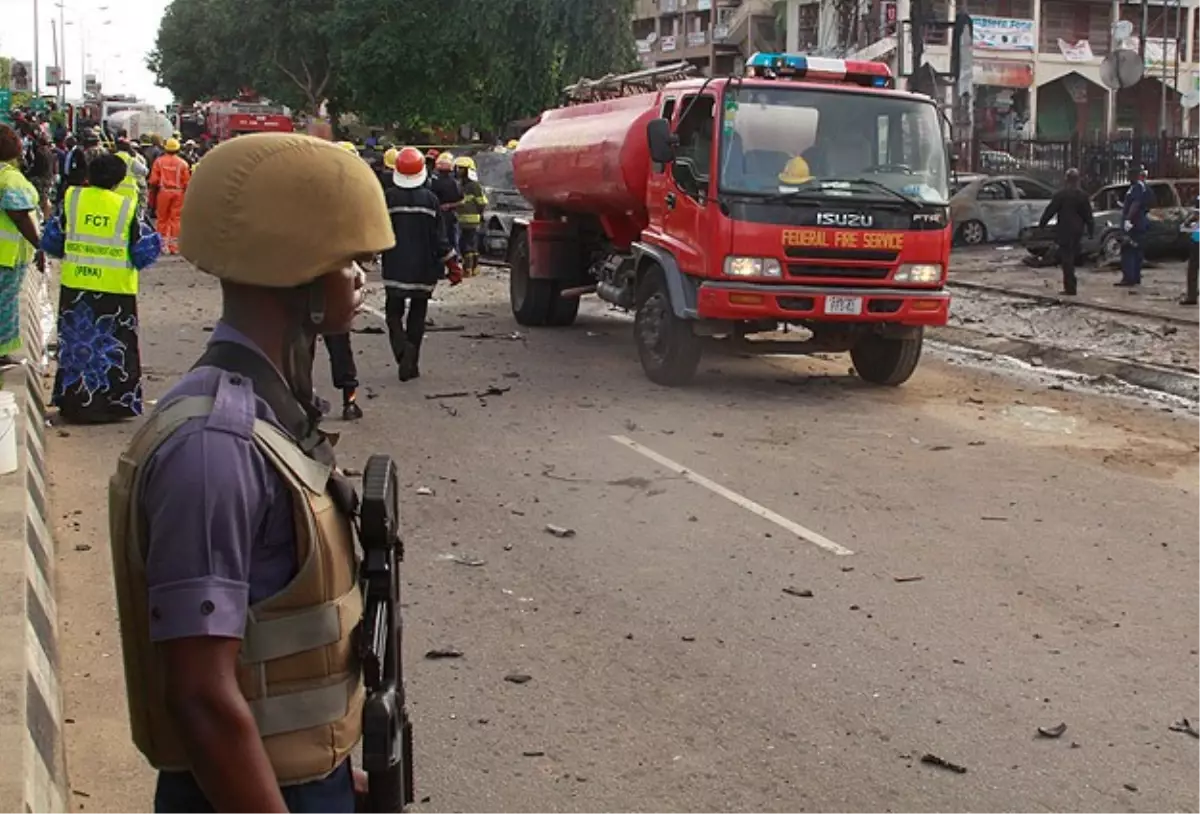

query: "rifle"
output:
359 455 415 812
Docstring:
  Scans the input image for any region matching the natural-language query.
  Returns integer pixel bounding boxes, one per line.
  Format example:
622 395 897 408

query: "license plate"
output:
824 296 863 315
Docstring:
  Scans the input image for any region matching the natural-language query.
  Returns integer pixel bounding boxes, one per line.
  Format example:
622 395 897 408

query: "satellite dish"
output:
1100 50 1144 89
646 31 658 43
1112 20 1134 42
1183 91 1200 110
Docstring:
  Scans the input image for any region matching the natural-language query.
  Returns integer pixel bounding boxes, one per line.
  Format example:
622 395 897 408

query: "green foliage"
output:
152 0 637 127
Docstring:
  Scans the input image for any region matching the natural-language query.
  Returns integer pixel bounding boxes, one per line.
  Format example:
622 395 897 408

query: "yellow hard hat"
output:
180 134 395 288
506 139 519 150
436 152 454 170
164 137 181 153
454 155 475 171
383 147 399 169
336 140 357 154
778 156 812 185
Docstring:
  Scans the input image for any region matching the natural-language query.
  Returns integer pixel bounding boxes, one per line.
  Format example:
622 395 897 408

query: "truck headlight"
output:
894 263 943 283
724 256 782 278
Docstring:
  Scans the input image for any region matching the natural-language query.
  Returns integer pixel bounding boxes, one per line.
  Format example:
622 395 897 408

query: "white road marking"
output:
610 435 854 556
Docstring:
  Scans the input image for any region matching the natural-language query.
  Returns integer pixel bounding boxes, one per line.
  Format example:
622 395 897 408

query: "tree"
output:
146 0 245 104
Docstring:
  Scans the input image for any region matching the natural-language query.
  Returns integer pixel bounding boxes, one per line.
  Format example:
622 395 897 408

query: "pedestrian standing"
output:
107 133 394 813
41 153 162 423
61 133 89 194
454 156 488 277
27 132 56 222
114 137 150 218
1037 167 1093 296
149 138 191 255
0 124 46 365
383 146 461 381
1116 164 1154 288
429 152 463 259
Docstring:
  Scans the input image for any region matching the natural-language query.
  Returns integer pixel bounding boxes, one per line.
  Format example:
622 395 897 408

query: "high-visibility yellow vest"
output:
61 186 138 295
458 180 488 227
0 164 38 268
115 152 140 203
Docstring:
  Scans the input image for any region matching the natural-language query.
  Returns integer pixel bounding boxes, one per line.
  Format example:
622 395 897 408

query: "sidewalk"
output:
949 246 1198 326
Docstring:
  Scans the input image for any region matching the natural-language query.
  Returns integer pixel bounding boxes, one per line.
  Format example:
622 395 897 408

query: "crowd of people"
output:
1 115 510 431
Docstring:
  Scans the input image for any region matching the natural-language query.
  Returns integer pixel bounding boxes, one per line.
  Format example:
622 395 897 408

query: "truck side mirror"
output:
647 118 676 164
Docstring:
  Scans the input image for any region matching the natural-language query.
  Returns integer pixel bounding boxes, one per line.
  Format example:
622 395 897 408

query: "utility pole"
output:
34 0 41 95
50 19 59 104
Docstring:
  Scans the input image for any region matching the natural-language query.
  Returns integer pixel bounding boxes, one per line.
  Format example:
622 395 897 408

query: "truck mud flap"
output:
631 242 699 319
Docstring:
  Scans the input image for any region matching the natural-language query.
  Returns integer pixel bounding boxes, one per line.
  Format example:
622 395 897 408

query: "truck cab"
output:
509 55 953 387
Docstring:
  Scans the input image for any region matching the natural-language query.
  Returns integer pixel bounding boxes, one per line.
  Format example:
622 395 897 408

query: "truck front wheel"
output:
634 267 702 386
850 328 924 386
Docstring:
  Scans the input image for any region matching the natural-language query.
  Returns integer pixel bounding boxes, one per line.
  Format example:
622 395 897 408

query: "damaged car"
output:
949 175 1057 246
473 149 532 259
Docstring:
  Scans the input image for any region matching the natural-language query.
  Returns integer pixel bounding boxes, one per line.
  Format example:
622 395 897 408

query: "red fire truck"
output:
509 54 953 386
206 100 294 141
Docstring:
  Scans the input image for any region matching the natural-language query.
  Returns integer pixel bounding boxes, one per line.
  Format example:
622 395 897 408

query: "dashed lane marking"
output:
610 435 854 556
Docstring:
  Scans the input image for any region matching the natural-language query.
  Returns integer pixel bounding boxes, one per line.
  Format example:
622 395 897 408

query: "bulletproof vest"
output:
108 341 364 785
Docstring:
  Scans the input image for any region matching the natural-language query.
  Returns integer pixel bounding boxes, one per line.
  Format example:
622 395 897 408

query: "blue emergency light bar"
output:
744 53 894 88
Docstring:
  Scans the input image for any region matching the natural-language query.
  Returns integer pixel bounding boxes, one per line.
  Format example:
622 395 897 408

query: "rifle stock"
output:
359 455 414 813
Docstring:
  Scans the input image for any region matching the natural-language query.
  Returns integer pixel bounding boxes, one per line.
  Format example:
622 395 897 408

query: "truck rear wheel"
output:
547 288 580 326
634 267 701 386
510 236 552 326
850 328 924 386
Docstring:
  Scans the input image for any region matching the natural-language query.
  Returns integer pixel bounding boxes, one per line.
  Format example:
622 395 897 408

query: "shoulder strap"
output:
192 341 335 467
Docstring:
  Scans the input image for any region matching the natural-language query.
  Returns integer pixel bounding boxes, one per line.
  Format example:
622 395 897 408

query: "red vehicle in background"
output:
205 100 294 141
509 54 954 387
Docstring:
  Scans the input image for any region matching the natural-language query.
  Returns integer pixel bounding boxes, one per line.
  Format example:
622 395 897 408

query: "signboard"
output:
880 0 897 35
1057 39 1095 62
1128 37 1178 68
972 16 1035 52
85 74 100 95
0 90 11 125
29 97 48 113
11 61 32 92
973 59 1034 88
45 65 61 87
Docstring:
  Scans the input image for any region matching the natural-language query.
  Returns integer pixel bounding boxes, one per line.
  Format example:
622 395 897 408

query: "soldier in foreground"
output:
108 133 395 812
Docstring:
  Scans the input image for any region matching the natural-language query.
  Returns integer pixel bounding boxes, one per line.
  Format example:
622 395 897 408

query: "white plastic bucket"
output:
0 390 19 476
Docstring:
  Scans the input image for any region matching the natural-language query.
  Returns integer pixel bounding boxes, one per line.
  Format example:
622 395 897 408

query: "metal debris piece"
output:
425 324 466 333
424 648 464 660
1123 783 1138 793
782 587 814 598
425 391 469 400
476 385 511 398
416 486 435 496
451 555 486 567
893 575 925 583
504 673 533 684
681 635 696 642
545 524 576 538
522 750 545 757
981 515 1008 521
1169 718 1200 738
74 544 92 552
1037 722 1068 738
929 445 953 452
920 753 967 774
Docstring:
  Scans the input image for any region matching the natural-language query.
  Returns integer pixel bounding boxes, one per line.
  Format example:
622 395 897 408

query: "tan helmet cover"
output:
179 133 395 288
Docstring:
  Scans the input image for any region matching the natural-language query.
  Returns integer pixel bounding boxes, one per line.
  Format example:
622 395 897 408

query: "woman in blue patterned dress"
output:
42 153 161 423
0 124 45 365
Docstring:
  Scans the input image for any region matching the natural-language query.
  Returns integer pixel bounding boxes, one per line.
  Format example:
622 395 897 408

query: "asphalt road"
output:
51 260 1199 812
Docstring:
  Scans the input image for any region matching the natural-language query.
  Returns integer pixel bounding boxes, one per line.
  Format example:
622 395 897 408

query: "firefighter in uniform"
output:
454 155 488 277
148 138 191 254
108 133 394 812
114 137 149 217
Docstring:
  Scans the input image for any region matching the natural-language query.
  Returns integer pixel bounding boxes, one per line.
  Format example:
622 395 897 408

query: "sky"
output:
0 0 173 108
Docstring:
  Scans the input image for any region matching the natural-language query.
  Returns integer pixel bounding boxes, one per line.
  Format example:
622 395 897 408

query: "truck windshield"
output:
718 85 949 204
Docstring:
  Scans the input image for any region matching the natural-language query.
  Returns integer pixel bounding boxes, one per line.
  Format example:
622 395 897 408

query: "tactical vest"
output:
115 152 140 203
458 180 485 227
108 393 365 785
61 186 138 295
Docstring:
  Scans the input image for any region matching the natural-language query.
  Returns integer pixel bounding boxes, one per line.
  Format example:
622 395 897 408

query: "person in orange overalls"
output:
148 137 191 254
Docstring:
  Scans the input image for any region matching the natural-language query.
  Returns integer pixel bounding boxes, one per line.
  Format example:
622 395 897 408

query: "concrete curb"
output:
0 271 67 813
947 279 1200 327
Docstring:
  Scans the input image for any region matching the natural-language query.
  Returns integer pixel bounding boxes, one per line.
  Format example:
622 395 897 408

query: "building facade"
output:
632 0 781 77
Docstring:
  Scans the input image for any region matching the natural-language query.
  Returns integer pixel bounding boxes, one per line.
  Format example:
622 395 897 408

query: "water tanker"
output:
506 55 956 388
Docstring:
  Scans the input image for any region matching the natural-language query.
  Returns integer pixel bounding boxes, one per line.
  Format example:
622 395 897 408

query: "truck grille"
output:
787 265 891 280
784 247 900 263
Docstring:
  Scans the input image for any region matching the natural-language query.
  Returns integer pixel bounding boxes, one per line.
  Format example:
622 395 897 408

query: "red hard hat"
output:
394 146 428 189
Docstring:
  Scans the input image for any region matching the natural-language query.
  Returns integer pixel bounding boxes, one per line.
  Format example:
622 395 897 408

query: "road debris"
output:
476 385 511 398
452 555 486 567
425 391 470 400
462 331 524 341
352 325 385 335
73 544 92 552
1169 718 1199 738
681 635 696 642
1037 722 1068 738
929 445 953 452
1123 783 1138 793
504 673 533 684
782 587 814 598
545 523 576 539
440 403 459 417
920 753 968 774
522 750 546 757
981 515 1009 521
424 648 464 660
416 486 435 496
892 575 925 583
425 324 466 333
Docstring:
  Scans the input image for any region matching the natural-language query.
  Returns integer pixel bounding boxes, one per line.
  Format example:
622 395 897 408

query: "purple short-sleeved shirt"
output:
141 322 300 643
